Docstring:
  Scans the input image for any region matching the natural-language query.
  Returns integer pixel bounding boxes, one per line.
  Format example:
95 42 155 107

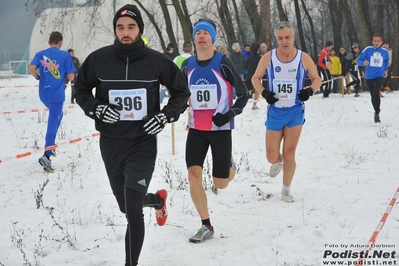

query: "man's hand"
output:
212 113 230 127
261 90 279 104
298 88 314 101
95 104 120 123
212 108 241 127
143 112 168 135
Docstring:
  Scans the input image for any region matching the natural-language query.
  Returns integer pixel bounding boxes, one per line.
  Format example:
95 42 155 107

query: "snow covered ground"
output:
0 76 398 266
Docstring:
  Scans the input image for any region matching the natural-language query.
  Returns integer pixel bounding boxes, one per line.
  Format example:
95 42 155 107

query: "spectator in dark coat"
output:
230 42 246 80
241 44 251 60
338 46 349 94
65 48 80 103
245 42 261 109
164 43 178 60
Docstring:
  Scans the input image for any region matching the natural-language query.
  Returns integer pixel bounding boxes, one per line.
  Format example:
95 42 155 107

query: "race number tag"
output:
273 79 297 108
190 84 218 110
109 89 147 121
370 52 383 67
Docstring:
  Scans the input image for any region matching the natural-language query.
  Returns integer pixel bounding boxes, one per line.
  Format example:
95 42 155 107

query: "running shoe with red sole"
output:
155 189 168 226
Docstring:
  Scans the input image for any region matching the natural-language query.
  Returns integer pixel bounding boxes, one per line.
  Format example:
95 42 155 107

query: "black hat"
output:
166 43 175 51
67 48 74 52
352 43 359 49
113 5 144 34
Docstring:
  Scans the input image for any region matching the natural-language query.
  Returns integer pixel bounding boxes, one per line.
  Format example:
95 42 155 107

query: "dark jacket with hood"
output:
74 38 190 138
338 48 347 75
346 50 360 72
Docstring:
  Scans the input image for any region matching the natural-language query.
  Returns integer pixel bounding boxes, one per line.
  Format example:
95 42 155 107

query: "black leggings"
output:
318 66 332 97
366 77 384 114
115 188 161 266
346 70 361 94
99 135 160 265
382 66 391 88
115 187 146 266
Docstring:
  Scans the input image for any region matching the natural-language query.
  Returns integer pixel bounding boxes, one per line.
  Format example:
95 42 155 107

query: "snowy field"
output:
0 76 398 266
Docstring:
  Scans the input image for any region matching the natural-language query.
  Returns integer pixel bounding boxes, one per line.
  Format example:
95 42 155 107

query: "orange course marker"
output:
355 187 399 266
0 132 100 164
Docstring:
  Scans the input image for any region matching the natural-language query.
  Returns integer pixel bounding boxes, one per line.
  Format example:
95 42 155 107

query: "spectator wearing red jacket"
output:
318 41 333 98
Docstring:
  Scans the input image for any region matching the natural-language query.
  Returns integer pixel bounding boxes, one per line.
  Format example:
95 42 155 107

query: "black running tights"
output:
366 77 384 114
115 187 145 266
347 70 361 94
382 66 391 87
318 67 332 97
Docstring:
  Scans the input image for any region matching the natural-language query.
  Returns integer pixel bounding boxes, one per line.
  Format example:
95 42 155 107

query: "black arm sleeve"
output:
181 60 189 78
74 53 102 120
158 59 191 122
220 56 249 112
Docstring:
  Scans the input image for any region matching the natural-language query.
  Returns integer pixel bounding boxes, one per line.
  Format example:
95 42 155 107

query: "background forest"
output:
24 0 399 88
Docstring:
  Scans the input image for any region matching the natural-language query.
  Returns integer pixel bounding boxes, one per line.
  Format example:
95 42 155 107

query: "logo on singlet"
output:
275 66 282 73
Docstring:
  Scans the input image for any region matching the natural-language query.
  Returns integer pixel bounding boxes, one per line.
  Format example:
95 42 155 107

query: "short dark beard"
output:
118 35 141 43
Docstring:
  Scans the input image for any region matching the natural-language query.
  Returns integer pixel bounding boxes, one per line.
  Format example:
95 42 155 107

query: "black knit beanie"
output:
113 5 144 34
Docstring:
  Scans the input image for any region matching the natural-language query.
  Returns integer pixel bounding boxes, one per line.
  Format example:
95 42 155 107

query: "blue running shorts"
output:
265 104 305 131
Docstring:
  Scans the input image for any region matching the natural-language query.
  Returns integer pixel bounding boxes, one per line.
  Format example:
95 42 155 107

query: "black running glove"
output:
261 90 279 104
298 88 314 101
212 108 241 127
143 112 168 135
95 104 120 123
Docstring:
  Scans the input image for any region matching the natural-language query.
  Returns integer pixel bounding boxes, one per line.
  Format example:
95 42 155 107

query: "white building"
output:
29 3 116 63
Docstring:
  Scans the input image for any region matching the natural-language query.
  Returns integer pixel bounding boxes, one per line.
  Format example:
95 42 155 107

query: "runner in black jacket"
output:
345 43 361 97
74 5 190 266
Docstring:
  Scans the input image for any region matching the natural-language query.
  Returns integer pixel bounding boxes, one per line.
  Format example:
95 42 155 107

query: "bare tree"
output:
134 0 194 52
180 0 193 35
328 0 343 49
301 0 317 59
341 0 357 46
353 0 374 48
390 0 399 88
231 0 249 46
158 0 178 53
133 1 167 51
259 0 272 48
242 0 262 43
293 0 307 52
171 0 192 42
217 0 236 48
376 0 384 35
275 0 288 21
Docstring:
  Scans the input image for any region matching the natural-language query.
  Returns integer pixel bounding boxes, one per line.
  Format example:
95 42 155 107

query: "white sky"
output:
0 76 398 266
